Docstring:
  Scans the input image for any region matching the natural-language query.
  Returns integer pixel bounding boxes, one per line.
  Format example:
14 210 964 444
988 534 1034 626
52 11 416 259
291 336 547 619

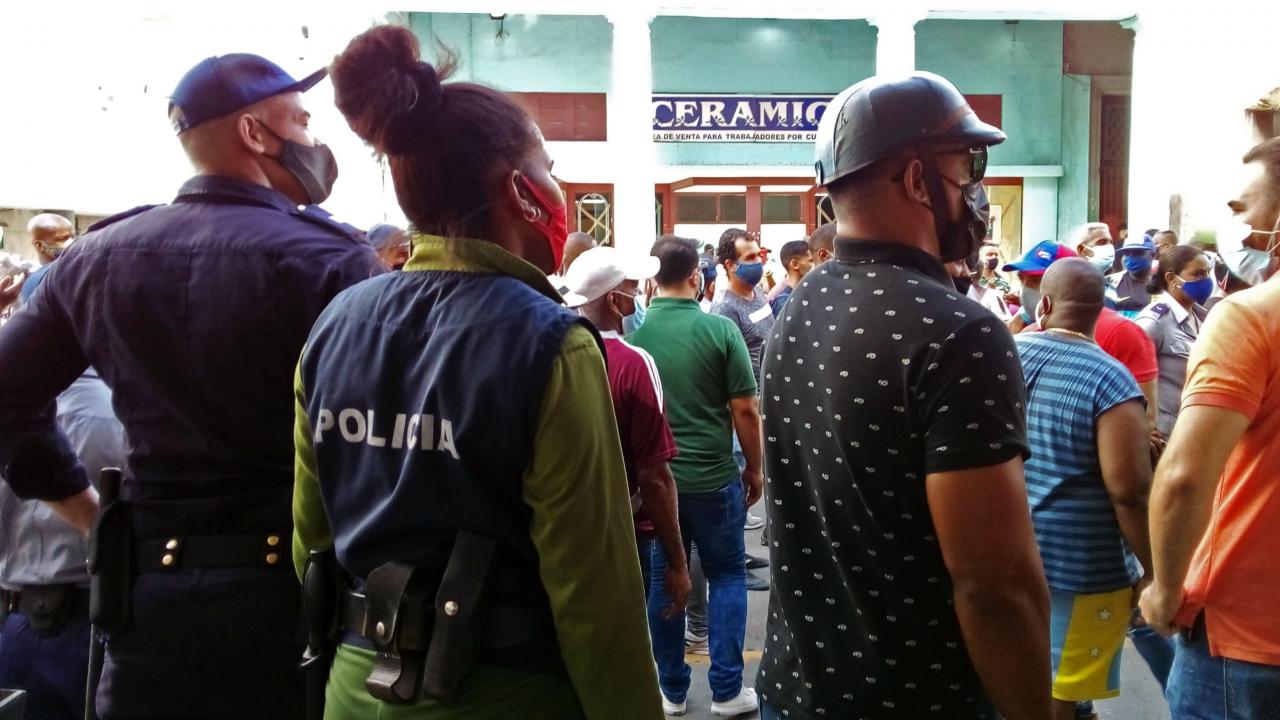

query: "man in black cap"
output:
756 73 1051 720
0 54 379 719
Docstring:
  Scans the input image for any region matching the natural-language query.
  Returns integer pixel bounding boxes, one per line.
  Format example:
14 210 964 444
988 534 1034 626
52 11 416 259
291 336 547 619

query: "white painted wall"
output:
1022 177 1060 246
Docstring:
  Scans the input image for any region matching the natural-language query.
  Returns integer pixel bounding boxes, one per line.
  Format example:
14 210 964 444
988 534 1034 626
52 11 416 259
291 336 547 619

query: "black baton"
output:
84 467 123 720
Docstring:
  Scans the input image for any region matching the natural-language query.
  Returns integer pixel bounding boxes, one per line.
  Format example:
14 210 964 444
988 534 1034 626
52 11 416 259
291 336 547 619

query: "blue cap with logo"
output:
1001 240 1078 274
169 54 327 134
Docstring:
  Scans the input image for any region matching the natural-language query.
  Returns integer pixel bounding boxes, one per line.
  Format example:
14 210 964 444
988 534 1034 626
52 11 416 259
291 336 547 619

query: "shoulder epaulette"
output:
290 205 363 242
87 204 162 232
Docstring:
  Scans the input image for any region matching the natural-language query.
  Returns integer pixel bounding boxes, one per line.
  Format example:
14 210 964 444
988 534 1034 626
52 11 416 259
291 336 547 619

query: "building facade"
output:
0 2 1274 261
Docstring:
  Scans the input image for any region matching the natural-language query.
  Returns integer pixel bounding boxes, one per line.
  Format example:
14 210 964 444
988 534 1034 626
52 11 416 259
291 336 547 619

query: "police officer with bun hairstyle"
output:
0 54 379 719
292 26 660 719
757 73 1051 720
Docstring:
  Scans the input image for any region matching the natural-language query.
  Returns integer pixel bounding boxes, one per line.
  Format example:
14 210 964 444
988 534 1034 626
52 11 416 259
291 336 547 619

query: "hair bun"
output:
381 62 444 153
331 25 449 155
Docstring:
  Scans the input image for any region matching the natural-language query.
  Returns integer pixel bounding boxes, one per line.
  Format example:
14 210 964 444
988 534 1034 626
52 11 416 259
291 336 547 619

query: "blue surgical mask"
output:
1178 277 1214 306
734 261 764 287
1122 255 1152 276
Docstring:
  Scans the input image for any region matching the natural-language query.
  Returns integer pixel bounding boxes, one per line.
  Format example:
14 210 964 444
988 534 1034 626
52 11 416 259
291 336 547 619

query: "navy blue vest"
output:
300 268 589 620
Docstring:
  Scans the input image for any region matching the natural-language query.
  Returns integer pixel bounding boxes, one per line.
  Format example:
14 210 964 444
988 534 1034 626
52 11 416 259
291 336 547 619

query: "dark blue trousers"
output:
0 607 90 720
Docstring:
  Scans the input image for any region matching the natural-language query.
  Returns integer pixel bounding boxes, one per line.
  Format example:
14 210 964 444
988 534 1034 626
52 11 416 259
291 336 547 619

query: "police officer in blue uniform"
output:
0 54 379 719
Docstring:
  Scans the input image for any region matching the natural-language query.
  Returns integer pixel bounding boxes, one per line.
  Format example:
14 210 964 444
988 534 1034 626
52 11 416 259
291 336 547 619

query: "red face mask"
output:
518 176 568 270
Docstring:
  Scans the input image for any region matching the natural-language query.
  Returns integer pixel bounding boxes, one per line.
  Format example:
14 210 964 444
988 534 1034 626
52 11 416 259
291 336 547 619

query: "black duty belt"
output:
340 590 556 653
134 532 291 574
1 584 89 635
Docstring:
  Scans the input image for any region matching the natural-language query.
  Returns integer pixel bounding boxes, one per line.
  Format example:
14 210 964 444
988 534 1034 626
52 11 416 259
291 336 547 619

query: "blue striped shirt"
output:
1015 332 1145 593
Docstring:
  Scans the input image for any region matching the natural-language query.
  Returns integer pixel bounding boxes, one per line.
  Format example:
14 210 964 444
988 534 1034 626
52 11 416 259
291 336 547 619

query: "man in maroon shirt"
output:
562 246 691 617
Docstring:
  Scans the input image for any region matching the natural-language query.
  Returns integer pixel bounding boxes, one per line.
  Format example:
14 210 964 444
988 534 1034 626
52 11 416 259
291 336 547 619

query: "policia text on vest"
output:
312 408 460 459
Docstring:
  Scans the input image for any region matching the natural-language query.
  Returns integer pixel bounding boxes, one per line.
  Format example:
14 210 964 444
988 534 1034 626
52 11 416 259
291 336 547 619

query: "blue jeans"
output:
0 607 91 720
1167 621 1280 719
1129 610 1175 690
637 533 653 601
648 478 747 703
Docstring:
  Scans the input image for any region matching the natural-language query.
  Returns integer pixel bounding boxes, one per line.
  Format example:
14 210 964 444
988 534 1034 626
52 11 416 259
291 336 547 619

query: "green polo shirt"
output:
293 235 661 719
628 297 757 494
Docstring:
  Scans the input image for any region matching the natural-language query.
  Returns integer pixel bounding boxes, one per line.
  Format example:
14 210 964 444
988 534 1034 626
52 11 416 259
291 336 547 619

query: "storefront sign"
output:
652 94 832 142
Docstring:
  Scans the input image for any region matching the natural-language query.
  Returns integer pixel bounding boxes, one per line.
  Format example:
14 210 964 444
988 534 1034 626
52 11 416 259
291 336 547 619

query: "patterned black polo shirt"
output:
756 239 1029 719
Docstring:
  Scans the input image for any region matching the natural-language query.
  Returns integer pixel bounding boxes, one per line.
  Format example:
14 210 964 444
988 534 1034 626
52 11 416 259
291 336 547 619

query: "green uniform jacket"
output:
292 236 662 719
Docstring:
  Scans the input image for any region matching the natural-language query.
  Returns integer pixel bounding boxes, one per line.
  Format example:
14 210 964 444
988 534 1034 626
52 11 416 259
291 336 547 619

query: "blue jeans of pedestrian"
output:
0 607 91 720
648 478 747 704
1167 620 1280 719
1129 610 1175 690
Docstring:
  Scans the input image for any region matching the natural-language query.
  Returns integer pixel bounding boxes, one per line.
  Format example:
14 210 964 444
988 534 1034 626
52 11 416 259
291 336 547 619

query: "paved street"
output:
678 500 1172 720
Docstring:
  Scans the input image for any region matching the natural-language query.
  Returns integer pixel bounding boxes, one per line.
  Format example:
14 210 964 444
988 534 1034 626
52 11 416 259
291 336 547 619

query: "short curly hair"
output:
716 228 751 267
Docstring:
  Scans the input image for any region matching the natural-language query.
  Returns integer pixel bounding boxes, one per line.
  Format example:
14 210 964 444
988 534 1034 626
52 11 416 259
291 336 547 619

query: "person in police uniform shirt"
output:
291 27 659 719
1136 245 1213 438
0 54 379 719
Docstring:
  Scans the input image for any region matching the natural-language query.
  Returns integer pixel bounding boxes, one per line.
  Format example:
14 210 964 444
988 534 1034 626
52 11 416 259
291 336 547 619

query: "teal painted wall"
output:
407 13 612 93
1059 74 1092 240
915 20 1064 168
408 14 875 167
651 17 876 166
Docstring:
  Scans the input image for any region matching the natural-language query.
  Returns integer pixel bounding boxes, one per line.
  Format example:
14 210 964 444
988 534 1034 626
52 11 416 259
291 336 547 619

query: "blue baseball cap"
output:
1001 240 1079 274
1117 234 1156 256
169 54 327 134
366 224 406 251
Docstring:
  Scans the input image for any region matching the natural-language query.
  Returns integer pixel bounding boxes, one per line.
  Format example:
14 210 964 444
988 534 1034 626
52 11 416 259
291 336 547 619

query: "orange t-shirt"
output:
1176 279 1280 665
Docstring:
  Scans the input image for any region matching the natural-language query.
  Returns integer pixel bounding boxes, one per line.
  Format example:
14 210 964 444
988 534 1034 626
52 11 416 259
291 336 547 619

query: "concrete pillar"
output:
868 7 925 78
606 10 657 253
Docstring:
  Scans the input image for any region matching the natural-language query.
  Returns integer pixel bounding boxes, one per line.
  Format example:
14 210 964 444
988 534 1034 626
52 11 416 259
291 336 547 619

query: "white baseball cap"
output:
559 247 660 308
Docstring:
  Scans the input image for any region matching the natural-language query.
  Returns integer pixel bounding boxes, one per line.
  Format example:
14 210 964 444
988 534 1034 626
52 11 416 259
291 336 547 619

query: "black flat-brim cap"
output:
168 53 327 134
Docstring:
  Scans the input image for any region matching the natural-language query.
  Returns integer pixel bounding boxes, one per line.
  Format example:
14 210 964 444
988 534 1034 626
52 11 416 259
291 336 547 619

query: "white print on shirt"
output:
313 408 460 459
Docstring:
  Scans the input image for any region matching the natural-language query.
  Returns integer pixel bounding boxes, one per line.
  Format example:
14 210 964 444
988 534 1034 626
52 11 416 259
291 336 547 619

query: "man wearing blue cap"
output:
1003 239 1079 333
0 53 379 719
367 223 410 270
1109 234 1156 317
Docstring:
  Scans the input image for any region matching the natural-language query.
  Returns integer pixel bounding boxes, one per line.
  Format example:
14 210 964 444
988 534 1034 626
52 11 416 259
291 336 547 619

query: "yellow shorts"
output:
1049 586 1132 702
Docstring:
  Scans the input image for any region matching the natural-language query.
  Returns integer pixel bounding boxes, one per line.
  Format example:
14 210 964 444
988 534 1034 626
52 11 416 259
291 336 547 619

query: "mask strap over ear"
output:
916 147 951 249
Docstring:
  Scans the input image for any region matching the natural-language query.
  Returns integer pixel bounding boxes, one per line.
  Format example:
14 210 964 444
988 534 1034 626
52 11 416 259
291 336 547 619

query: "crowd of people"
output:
0 22 1277 720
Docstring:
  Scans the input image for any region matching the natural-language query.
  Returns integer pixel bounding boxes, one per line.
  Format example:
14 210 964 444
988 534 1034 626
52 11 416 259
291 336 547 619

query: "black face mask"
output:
920 151 992 263
952 274 972 294
259 121 339 205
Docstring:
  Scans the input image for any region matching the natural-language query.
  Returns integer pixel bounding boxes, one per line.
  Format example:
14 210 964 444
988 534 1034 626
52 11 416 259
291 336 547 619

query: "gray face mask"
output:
276 139 339 205
259 120 339 205
1020 286 1041 320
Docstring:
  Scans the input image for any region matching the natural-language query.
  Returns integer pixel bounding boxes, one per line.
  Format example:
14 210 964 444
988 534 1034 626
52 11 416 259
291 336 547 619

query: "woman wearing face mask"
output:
292 27 661 719
1135 245 1213 438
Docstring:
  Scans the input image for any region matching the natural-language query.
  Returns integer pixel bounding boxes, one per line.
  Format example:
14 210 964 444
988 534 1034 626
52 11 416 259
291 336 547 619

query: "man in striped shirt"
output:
1013 259 1154 720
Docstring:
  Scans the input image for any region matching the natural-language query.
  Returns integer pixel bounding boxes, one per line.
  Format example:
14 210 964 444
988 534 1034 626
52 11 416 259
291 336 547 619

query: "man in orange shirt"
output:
1140 136 1280 718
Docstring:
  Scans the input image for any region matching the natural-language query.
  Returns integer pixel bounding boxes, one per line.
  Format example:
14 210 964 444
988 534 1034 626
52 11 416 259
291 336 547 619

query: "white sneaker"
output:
744 512 765 530
711 687 758 717
662 694 687 716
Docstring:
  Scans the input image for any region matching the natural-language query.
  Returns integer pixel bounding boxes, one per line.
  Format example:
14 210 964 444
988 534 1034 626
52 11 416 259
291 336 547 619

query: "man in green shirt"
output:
629 235 763 718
